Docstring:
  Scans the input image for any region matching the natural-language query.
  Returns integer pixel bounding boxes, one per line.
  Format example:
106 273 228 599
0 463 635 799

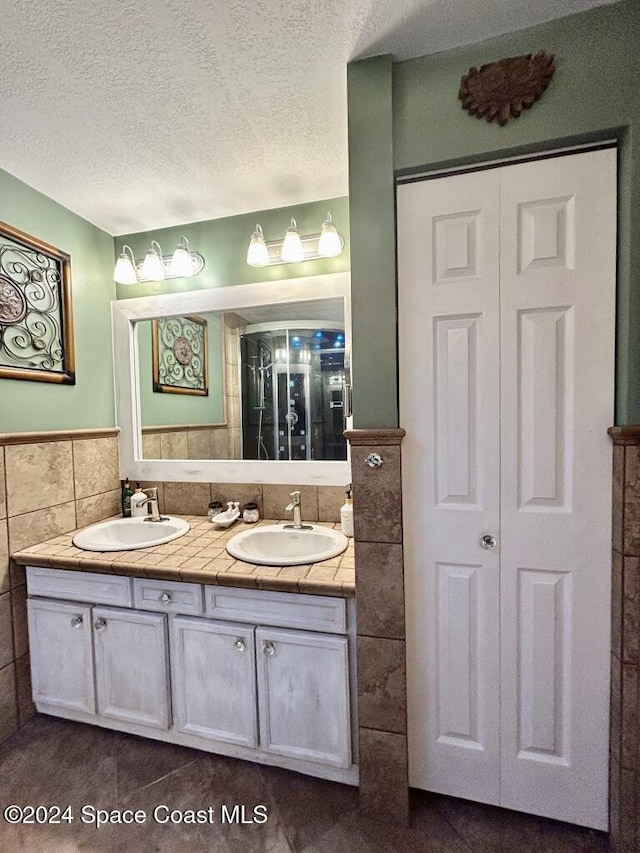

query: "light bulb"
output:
113 247 137 284
281 218 304 263
317 212 343 258
247 224 269 267
170 241 193 277
141 243 165 281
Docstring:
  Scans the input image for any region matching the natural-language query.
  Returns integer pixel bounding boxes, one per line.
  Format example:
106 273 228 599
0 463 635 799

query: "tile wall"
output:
345 428 408 824
609 426 640 853
0 430 121 743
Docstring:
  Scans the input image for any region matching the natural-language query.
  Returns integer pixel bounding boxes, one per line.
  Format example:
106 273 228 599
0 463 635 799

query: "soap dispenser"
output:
340 484 354 538
130 483 148 518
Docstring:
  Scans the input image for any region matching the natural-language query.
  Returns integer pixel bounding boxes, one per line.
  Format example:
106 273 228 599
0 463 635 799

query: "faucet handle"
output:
146 486 158 498
289 490 301 503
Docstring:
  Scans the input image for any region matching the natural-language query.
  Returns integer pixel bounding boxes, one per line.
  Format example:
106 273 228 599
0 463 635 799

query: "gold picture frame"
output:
0 221 75 384
151 314 209 396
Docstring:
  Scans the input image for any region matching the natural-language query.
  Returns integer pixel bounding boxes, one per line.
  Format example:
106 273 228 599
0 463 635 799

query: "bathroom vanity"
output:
14 518 357 785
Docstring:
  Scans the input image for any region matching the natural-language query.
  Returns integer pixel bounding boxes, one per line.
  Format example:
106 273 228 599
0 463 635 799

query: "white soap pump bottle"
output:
130 483 148 518
340 484 354 538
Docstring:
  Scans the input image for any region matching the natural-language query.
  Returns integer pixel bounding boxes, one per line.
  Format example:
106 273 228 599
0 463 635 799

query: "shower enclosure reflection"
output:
241 324 347 461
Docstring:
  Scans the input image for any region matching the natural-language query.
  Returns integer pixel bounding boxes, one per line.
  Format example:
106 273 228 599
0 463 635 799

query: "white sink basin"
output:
73 516 190 552
226 524 348 566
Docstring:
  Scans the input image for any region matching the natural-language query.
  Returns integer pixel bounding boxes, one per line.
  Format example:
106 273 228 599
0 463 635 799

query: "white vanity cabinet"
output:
170 616 258 748
93 607 170 730
26 566 358 785
27 598 171 730
28 598 95 715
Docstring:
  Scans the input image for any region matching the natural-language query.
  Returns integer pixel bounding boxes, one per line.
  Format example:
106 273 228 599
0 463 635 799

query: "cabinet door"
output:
93 607 170 730
256 627 351 768
27 599 95 715
170 617 257 747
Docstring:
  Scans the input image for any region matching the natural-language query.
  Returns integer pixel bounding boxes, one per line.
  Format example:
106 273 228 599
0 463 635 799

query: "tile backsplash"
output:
0 431 121 742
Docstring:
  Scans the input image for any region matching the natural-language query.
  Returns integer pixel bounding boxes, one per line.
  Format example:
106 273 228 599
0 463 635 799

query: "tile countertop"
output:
11 516 355 597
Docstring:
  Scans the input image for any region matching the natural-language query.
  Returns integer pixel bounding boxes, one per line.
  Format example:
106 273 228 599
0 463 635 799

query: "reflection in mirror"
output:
137 299 347 462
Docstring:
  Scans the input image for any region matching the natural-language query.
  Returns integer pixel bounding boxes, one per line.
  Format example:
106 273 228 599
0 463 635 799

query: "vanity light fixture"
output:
246 212 345 267
113 236 205 284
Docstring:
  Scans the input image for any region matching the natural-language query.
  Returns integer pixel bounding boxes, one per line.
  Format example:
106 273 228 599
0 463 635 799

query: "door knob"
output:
262 641 276 657
94 618 107 632
70 615 83 629
234 638 246 653
480 534 497 551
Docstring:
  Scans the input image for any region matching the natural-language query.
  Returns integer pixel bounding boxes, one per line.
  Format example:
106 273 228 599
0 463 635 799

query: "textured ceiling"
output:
0 0 617 235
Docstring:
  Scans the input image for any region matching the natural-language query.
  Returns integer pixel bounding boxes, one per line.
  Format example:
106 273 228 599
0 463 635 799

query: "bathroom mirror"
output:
113 272 351 484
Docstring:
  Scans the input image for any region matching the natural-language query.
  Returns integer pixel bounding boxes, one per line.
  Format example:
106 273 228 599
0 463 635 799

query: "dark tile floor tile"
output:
260 764 359 852
109 730 201 801
430 792 609 853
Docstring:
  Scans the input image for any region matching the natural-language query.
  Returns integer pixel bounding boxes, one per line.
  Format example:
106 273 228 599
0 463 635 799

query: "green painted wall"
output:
137 312 224 427
348 0 640 426
0 168 116 432
114 196 349 300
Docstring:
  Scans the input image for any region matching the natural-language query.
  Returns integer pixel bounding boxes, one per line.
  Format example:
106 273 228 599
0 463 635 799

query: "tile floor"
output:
0 715 609 852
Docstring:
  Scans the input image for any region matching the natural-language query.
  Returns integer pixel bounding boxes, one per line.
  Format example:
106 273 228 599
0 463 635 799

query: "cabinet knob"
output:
70 615 83 629
365 452 383 469
160 592 172 604
262 641 276 657
234 638 246 653
94 618 107 632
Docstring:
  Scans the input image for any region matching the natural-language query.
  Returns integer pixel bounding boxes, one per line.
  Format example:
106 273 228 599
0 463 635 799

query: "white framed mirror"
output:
113 272 351 484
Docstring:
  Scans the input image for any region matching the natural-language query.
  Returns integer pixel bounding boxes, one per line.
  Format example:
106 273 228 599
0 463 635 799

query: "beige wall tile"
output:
0 520 9 594
0 662 18 742
210 428 229 459
623 555 639 664
142 432 162 459
0 448 6 520
357 636 407 734
0 592 14 670
318 486 345 523
5 442 74 517
73 436 120 499
358 728 409 823
263 484 318 522
624 445 640 556
187 430 210 460
350 444 403 543
160 431 188 460
76 490 121 528
211 483 263 515
613 444 624 554
11 585 28 659
356 542 405 640
163 482 211 516
15 654 35 727
8 502 77 553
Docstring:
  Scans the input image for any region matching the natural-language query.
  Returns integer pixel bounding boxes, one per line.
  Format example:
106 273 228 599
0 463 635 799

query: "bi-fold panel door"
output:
398 148 616 830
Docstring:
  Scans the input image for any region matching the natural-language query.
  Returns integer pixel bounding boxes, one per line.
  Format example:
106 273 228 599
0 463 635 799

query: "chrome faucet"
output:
140 487 166 522
284 491 312 531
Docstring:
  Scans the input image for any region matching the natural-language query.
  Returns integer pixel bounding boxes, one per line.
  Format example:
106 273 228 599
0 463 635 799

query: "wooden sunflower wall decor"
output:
458 51 556 126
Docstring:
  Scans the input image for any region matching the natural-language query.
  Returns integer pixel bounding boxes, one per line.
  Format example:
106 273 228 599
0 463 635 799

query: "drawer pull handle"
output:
71 615 83 629
234 638 246 653
160 592 172 604
94 618 107 632
262 641 276 657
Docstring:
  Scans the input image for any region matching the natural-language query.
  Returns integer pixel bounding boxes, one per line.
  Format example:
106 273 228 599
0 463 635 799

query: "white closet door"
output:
498 149 615 830
399 147 615 830
398 169 502 804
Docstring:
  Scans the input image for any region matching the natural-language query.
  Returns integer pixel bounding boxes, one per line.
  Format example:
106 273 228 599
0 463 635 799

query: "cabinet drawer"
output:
133 578 203 615
204 586 346 634
26 566 132 607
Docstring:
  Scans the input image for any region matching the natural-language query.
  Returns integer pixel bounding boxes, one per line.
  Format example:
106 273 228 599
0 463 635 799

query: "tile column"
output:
609 426 640 853
344 429 408 824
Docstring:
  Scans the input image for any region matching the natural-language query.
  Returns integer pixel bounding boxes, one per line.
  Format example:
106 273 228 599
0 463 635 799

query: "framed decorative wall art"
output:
0 221 75 384
152 315 209 396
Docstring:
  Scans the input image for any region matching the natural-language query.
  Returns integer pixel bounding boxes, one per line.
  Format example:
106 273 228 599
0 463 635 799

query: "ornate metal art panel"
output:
0 222 75 383
152 315 208 396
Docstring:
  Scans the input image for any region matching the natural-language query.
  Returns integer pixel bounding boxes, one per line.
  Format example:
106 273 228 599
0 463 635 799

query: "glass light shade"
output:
317 214 343 258
141 249 165 281
281 219 304 263
170 244 193 277
247 225 269 267
113 253 137 285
